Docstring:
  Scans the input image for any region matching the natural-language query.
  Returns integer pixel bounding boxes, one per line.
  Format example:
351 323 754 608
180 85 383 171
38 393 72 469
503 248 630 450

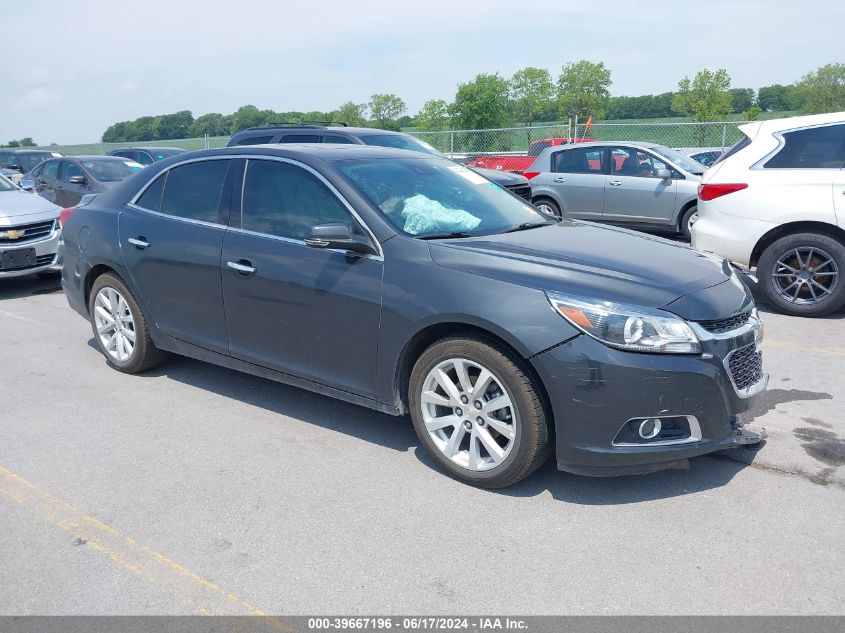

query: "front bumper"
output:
531 322 767 477
0 226 62 278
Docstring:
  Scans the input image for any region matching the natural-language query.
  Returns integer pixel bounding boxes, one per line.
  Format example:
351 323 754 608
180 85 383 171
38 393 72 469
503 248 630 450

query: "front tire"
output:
408 336 551 488
757 232 845 317
88 273 167 373
533 197 561 221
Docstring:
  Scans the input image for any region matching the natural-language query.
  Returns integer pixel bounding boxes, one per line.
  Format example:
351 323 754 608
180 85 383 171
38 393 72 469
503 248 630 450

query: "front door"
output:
222 157 384 398
119 158 233 353
36 159 60 203
548 146 607 220
602 147 678 226
56 161 88 207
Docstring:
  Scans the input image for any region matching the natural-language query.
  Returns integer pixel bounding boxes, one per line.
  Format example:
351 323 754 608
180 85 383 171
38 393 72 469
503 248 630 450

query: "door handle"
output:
553 177 566 183
227 260 256 275
608 180 622 186
127 237 150 249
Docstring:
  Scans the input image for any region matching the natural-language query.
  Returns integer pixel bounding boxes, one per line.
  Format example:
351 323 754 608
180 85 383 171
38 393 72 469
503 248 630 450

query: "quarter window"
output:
764 124 845 169
159 160 230 223
241 159 352 240
135 173 167 212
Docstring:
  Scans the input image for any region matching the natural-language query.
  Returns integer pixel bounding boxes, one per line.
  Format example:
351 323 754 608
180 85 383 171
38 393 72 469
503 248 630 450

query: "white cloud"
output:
14 88 64 110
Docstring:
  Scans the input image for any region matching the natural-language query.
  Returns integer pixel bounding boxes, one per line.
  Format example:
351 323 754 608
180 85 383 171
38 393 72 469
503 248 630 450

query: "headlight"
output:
546 291 702 354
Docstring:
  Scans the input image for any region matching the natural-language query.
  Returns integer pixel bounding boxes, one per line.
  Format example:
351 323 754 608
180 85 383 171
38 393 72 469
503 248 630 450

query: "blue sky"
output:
4 0 843 143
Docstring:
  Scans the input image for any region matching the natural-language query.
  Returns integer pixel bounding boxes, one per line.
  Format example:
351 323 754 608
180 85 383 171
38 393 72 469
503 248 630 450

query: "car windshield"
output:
152 149 183 159
19 153 52 172
0 174 17 191
81 159 143 182
359 134 444 157
650 146 707 175
337 157 550 238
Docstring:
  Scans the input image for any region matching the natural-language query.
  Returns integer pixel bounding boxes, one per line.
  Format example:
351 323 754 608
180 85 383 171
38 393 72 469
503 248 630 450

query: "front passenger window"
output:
241 159 353 240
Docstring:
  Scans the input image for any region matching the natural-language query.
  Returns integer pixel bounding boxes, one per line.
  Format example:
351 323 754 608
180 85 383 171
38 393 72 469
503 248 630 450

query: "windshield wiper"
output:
416 231 480 240
501 222 552 234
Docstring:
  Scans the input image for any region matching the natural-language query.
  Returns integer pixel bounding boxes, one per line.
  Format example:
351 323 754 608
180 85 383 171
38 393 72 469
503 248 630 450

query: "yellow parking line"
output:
763 340 845 357
0 464 289 629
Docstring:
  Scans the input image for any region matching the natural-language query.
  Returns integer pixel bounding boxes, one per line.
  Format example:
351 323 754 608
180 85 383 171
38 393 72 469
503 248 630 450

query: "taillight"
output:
698 183 748 201
523 171 540 180
59 207 76 227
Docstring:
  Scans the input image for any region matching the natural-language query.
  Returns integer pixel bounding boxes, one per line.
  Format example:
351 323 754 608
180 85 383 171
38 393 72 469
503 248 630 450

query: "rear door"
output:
548 146 606 220
221 157 383 397
602 146 678 225
120 158 233 353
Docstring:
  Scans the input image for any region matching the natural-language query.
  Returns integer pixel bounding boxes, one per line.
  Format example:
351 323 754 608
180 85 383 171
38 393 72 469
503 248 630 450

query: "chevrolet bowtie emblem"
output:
0 229 26 240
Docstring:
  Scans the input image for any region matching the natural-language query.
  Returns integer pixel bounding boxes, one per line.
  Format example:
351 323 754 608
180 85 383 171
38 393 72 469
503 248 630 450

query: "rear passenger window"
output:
279 134 320 143
159 160 230 223
764 124 845 169
323 134 356 144
236 136 273 146
136 173 167 212
551 150 570 172
241 159 352 240
562 148 605 174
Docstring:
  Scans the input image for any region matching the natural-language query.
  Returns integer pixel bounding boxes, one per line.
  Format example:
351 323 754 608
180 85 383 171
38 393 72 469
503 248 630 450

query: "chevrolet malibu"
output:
60 145 767 488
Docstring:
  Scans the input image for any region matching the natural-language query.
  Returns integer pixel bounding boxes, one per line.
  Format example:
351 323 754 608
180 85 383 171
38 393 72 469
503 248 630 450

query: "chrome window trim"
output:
124 203 227 230
612 416 702 447
752 121 845 170
128 154 383 259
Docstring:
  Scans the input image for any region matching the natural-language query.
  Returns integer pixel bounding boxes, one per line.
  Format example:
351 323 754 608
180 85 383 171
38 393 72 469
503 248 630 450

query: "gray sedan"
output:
526 142 707 239
0 173 62 279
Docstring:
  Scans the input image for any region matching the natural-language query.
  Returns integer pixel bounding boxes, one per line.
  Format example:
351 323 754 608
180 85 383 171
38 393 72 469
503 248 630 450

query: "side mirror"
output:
305 222 377 256
19 178 35 191
68 175 87 185
654 168 672 181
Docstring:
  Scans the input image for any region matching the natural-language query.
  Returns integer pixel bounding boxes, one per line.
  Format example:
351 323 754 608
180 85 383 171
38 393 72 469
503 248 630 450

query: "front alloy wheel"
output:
421 358 517 472
409 336 551 488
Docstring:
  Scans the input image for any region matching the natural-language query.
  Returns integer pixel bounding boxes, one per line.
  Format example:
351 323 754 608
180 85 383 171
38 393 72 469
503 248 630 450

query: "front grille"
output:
728 344 764 391
505 184 532 201
696 310 751 333
0 220 56 244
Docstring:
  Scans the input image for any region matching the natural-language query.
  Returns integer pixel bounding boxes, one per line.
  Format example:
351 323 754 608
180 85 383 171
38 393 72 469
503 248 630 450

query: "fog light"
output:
638 418 662 440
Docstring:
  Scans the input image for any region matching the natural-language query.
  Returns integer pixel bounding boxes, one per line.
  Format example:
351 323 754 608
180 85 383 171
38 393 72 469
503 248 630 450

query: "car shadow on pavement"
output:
0 276 62 301
109 347 762 505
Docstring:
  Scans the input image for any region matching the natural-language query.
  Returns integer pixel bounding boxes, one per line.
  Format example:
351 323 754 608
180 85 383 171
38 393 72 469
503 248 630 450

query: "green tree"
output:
189 113 227 137
415 99 451 131
795 63 845 114
729 88 755 113
509 67 554 125
449 73 511 130
232 105 267 132
743 105 763 120
757 84 799 111
556 60 612 120
333 101 368 127
6 140 20 147
368 93 406 129
152 111 194 139
19 137 36 147
671 68 733 121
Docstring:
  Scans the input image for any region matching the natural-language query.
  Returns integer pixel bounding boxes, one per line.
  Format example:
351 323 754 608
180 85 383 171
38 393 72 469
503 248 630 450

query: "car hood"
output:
471 167 528 186
0 190 61 222
428 221 751 320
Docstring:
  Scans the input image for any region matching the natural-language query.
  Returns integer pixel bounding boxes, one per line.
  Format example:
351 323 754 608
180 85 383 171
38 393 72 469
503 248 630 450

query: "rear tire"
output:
532 197 561 221
757 232 845 317
408 335 551 488
680 205 698 241
88 273 167 373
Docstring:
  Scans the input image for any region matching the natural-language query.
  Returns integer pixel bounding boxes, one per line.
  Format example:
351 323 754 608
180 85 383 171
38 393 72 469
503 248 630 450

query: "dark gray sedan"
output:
27 155 142 208
60 144 767 488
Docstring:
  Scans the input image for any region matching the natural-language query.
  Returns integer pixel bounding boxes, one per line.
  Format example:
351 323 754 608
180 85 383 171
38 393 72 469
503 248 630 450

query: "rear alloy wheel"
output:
757 233 845 317
533 197 561 221
680 205 698 241
89 273 167 373
409 336 551 488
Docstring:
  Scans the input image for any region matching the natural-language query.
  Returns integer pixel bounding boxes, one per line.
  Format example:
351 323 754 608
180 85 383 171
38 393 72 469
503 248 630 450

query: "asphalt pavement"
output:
0 275 843 615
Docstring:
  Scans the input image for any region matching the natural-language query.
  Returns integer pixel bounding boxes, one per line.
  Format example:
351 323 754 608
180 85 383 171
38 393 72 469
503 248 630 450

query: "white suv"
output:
692 112 845 317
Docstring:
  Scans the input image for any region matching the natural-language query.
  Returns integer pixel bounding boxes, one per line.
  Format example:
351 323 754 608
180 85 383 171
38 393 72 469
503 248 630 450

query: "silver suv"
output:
526 142 707 239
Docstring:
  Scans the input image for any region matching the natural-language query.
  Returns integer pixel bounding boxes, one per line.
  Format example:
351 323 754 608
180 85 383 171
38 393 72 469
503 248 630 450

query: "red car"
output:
468 137 594 173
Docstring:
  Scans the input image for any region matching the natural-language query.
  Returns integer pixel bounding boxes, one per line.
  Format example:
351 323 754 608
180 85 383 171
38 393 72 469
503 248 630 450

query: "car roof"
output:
67 155 140 161
162 144 432 163
111 146 185 152
739 111 845 139
539 141 664 153
232 126 407 139
8 149 55 155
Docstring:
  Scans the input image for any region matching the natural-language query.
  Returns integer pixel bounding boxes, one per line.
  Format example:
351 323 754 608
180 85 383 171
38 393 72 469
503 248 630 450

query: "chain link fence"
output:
26 121 750 164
